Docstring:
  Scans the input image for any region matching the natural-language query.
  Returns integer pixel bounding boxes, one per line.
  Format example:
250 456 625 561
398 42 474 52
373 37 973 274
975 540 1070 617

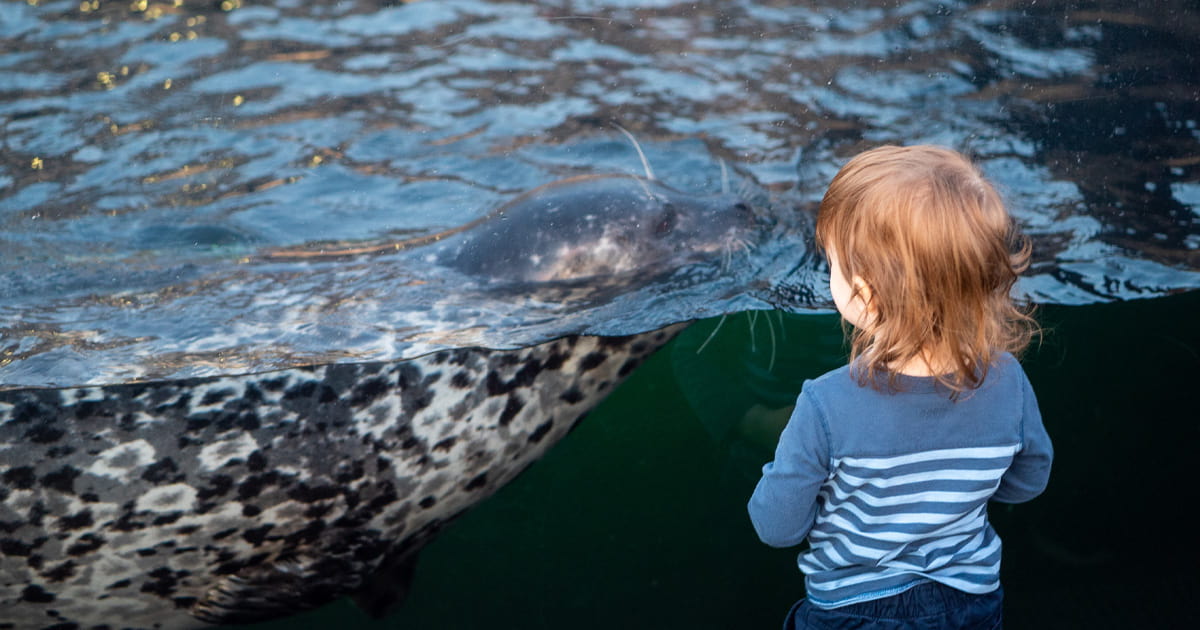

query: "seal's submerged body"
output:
0 166 765 628
0 326 683 628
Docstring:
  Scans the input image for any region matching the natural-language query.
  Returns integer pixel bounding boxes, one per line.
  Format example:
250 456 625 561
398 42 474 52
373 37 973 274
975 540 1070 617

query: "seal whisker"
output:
765 309 778 372
735 236 753 258
720 158 730 194
612 123 656 181
747 310 758 354
695 313 728 355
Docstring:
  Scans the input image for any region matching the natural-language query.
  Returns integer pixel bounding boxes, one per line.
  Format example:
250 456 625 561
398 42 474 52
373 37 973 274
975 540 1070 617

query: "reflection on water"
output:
2 0 1198 388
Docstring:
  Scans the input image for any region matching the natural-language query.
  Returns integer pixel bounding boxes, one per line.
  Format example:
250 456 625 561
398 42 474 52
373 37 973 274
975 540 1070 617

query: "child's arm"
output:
993 374 1053 503
747 392 831 547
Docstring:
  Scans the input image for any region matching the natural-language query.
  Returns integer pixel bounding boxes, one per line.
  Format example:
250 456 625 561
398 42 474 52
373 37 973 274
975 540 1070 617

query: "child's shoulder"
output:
800 364 858 399
988 351 1028 382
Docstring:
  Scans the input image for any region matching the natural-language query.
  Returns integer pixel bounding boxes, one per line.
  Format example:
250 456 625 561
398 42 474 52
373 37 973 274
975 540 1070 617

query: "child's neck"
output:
889 352 951 377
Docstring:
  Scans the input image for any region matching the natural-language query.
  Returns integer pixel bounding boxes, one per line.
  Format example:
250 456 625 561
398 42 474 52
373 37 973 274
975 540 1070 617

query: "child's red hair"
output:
815 145 1036 395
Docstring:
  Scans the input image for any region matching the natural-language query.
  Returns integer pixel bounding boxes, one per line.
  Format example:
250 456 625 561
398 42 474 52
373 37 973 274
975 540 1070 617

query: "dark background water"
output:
223 290 1199 629
2 0 1199 627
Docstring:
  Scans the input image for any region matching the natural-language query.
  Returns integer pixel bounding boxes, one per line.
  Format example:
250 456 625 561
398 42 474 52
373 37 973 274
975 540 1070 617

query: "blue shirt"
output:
748 354 1053 609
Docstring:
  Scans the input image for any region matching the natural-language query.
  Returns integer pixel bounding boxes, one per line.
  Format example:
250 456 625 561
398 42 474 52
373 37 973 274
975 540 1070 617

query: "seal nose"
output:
732 200 767 227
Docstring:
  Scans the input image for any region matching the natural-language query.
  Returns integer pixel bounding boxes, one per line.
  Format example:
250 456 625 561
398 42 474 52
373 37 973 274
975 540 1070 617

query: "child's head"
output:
815 145 1035 394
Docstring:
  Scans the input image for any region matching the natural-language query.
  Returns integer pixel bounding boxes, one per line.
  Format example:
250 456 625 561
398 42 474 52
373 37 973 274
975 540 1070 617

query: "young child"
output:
749 145 1053 629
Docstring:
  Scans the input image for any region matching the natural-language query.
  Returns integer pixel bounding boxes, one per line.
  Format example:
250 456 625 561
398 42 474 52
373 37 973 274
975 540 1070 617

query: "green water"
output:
241 290 1199 629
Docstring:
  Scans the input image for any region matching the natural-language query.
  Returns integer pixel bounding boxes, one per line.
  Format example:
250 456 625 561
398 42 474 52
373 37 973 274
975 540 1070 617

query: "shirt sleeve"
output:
993 371 1054 503
747 388 832 548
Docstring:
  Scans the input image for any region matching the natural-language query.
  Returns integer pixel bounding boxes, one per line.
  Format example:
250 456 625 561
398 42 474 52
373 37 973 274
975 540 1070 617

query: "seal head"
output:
430 174 762 283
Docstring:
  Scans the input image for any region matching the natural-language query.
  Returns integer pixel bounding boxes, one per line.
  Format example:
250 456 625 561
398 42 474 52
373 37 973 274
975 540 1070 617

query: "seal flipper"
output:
192 549 374 624
350 520 449 618
350 550 420 618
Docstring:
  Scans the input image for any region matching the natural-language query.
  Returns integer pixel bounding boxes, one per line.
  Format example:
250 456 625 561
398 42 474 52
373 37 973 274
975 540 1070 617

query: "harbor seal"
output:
429 174 761 283
0 165 763 628
0 326 685 628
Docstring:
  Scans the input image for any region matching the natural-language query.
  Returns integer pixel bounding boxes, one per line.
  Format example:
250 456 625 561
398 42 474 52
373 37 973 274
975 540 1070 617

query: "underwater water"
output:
228 290 1200 629
2 0 1199 627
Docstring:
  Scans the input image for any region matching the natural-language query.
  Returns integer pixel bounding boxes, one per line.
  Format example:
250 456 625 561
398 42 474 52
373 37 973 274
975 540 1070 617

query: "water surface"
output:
3 0 1198 388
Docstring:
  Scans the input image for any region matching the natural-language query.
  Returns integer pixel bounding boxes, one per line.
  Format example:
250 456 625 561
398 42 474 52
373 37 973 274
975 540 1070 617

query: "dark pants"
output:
784 582 1003 630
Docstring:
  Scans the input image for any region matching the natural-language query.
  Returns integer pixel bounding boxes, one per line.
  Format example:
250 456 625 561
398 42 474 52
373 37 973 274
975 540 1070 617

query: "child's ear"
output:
852 275 875 313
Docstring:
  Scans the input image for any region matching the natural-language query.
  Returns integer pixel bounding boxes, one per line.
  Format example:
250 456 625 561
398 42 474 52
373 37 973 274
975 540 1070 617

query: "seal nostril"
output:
654 204 678 237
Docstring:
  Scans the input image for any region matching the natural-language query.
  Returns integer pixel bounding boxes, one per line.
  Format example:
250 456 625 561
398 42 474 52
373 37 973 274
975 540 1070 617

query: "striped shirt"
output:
748 355 1053 609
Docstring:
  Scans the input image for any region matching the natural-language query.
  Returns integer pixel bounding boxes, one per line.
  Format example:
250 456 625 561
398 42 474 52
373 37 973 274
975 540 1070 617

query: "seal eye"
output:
654 205 678 237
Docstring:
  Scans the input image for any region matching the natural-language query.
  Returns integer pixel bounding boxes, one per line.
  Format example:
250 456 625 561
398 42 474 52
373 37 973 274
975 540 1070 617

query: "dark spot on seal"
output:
25 423 64 444
27 501 48 527
283 381 318 401
2 466 36 489
484 371 505 396
618 358 641 377
544 351 569 370
579 352 607 371
107 578 132 590
247 451 268 472
41 466 81 494
283 520 327 546
433 437 456 452
152 512 183 526
20 584 55 603
486 359 543 396
46 445 75 458
197 475 234 500
288 483 340 503
599 335 633 349
243 525 273 546
559 387 584 404
465 473 487 491
498 395 524 426
57 510 93 531
1 539 34 556
398 367 436 415
351 377 389 407
200 388 233 406
528 420 554 444
335 462 365 485
141 458 180 483
74 400 113 420
47 560 77 583
450 371 472 389
419 496 436 509
66 533 105 557
155 392 192 415
238 476 267 500
141 566 188 597
243 504 262 517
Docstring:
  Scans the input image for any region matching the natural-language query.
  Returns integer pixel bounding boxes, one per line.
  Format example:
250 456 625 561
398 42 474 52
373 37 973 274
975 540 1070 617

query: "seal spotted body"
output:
1 139 766 627
0 326 684 628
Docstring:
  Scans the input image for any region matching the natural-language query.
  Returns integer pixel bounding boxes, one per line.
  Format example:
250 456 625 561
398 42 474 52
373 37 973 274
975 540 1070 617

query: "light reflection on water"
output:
1 1 1198 380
